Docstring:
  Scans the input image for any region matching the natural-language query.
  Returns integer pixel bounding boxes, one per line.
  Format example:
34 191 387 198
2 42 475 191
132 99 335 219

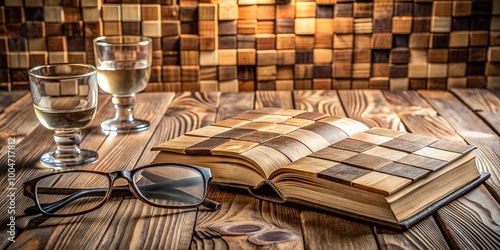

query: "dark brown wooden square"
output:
303 122 348 144
264 136 312 162
318 163 372 186
377 162 430 181
185 138 232 155
295 111 328 121
429 140 476 154
396 154 448 171
381 139 426 153
331 138 377 153
396 133 439 146
342 153 393 170
212 128 255 139
238 131 281 144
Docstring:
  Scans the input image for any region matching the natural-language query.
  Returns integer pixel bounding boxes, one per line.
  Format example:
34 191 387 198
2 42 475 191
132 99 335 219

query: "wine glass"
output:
93 36 152 133
29 64 99 169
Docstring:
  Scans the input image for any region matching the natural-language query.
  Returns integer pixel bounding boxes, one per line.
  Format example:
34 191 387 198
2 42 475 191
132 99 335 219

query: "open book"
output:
152 107 489 230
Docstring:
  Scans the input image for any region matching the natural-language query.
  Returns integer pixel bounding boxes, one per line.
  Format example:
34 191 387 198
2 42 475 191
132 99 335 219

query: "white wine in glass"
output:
29 64 99 169
93 36 152 133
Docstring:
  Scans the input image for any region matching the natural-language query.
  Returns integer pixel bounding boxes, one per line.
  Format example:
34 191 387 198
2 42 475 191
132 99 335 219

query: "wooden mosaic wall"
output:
1 0 499 92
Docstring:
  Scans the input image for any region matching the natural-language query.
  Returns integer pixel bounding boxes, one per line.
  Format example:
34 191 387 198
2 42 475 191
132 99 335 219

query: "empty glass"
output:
93 36 152 133
29 64 99 169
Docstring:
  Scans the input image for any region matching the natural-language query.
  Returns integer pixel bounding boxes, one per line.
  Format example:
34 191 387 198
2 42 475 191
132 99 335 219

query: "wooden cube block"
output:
428 49 449 63
257 81 276 90
219 4 238 20
239 0 256 5
295 64 313 79
295 18 316 35
313 79 331 90
488 47 500 62
394 2 412 16
257 5 275 21
48 51 68 64
448 63 467 77
469 48 487 62
219 66 237 80
181 66 200 82
276 3 295 19
433 2 452 17
180 35 199 50
313 65 332 78
408 63 427 78
315 19 335 35
276 34 295 49
371 33 392 49
296 2 316 18
449 48 468 62
44 6 64 22
256 34 275 50
218 49 237 65
162 51 179 65
369 77 389 90
413 17 431 33
354 34 371 49
316 5 333 19
449 31 469 48
9 52 29 69
275 80 293 90
374 19 392 33
294 80 312 90
238 66 255 80
468 62 485 76
409 33 429 49
238 19 257 34
333 63 352 79
335 3 353 17
352 63 370 79
487 76 500 89
142 21 161 37
162 20 181 36
200 66 217 80
334 49 352 63
199 3 217 21
392 17 413 34
104 22 122 36
431 17 451 33
313 49 333 64
296 50 313 64
199 21 217 36
121 4 141 22
237 49 256 65
334 34 353 49
200 36 217 51
200 51 218 66
430 33 450 49
257 65 277 81
314 34 333 49
180 50 199 65
390 78 409 91
277 65 294 79
102 4 121 21
179 6 198 22
447 77 467 89
276 19 295 34
238 5 257 20
373 2 393 19
84 21 102 36
453 1 472 17
354 18 373 34
219 79 239 92
354 2 373 18
470 31 489 47
372 63 390 77
218 21 237 35
372 50 389 63
161 5 179 20
239 80 255 91
46 36 67 51
491 32 500 46
257 50 277 65
410 49 427 63
332 79 351 89
257 21 275 34
428 79 447 90
237 35 255 48
353 49 371 63
82 7 100 22
276 50 295 65
219 35 237 49
181 82 199 92
68 52 85 64
427 63 448 78
25 0 44 7
29 52 48 67
468 76 486 88
352 80 369 89
334 18 353 34
295 35 314 50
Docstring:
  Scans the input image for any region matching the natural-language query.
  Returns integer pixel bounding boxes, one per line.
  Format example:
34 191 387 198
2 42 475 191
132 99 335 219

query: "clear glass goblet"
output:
93 36 152 133
29 64 99 169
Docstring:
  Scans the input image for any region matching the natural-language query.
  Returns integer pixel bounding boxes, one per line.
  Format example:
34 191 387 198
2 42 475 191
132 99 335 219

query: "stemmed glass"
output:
29 64 99 169
93 36 152 133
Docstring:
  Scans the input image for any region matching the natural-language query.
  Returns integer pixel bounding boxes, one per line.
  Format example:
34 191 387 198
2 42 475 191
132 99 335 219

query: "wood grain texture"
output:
451 88 500 135
293 90 346 117
255 91 293 109
338 90 405 131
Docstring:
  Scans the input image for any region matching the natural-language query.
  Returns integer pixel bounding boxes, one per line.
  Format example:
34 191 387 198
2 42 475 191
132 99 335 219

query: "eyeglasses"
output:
23 163 220 217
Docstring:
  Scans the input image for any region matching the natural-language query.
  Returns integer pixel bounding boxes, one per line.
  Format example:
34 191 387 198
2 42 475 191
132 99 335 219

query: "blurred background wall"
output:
0 0 499 92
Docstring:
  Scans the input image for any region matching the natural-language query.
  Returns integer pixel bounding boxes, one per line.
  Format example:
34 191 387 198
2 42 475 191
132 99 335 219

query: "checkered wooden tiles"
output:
1 0 499 91
157 108 476 196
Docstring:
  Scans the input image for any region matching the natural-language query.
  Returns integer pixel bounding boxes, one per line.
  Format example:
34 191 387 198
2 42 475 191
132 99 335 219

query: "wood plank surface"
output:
341 90 449 249
384 90 500 250
7 93 173 249
0 93 39 147
293 90 346 117
0 90 27 113
419 90 500 197
255 91 293 109
451 88 500 135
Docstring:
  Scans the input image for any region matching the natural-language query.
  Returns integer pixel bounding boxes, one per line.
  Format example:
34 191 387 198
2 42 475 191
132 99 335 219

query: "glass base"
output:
100 118 150 133
40 150 99 170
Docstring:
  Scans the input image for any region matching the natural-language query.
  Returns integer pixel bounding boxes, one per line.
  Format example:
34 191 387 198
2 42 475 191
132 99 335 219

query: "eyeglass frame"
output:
23 163 220 217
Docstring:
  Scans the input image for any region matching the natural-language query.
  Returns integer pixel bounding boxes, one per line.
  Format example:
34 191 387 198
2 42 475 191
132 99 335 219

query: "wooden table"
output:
1 89 499 249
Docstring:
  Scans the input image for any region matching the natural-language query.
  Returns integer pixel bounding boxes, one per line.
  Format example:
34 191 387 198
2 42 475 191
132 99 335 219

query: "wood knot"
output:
208 221 271 236
248 229 300 246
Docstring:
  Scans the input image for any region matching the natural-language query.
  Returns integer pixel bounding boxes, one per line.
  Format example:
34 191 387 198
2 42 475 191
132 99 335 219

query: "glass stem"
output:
53 130 82 159
112 95 136 122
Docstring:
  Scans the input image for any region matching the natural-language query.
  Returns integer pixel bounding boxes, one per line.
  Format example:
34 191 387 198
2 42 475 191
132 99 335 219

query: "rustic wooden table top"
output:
1 89 499 249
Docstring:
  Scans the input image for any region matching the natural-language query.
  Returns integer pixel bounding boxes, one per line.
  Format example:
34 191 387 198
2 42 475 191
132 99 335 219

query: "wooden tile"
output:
44 6 65 22
218 66 237 81
219 4 238 20
121 4 141 22
238 131 281 143
334 34 353 49
362 146 410 161
414 147 462 162
396 154 448 171
284 128 331 152
381 138 426 153
302 122 348 144
365 127 406 138
342 153 392 170
259 123 299 134
429 140 475 154
241 145 291 171
235 120 269 130
212 128 256 139
448 63 467 77
313 65 332 78
373 19 392 33
352 171 411 196
293 111 327 121
377 162 429 181
431 17 451 33
257 5 275 21
161 5 179 20
102 4 121 21
198 3 217 21
331 138 377 153
335 3 353 17
397 133 439 146
213 118 250 128
155 135 207 154
392 16 413 34
295 18 315 35
185 138 232 155
211 140 259 156
264 136 312 162
295 2 316 18
318 163 372 186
